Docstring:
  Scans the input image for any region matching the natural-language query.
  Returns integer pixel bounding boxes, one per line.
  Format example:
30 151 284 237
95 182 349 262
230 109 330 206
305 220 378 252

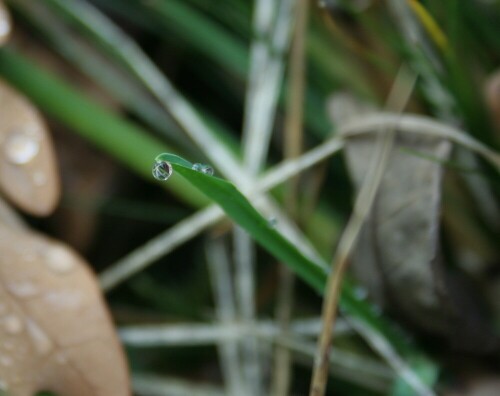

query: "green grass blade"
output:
157 153 326 291
156 152 438 393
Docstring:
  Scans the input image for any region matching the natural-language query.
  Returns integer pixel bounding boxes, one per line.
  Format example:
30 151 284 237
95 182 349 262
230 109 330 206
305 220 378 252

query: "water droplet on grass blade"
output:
152 160 172 181
192 163 214 176
3 131 40 165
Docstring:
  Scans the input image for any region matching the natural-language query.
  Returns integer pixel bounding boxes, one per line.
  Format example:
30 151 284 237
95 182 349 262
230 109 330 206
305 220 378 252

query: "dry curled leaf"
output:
0 1 11 46
0 225 130 395
0 79 60 216
329 94 498 352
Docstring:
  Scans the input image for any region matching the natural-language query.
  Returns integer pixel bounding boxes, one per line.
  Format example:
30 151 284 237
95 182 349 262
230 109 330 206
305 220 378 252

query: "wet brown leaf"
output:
330 94 498 352
0 225 130 395
0 79 60 216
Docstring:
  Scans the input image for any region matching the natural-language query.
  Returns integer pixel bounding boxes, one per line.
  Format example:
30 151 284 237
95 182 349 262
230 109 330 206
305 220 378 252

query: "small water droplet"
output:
3 314 24 334
3 131 40 165
268 217 277 228
152 160 172 181
0 355 12 367
7 280 39 298
192 163 214 176
44 290 82 310
44 245 75 274
26 319 53 355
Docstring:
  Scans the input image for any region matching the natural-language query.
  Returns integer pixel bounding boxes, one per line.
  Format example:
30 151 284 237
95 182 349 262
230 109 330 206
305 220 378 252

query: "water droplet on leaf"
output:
3 315 24 334
268 217 277 228
26 319 53 355
3 131 40 165
7 280 39 298
192 163 214 176
44 245 76 274
152 160 172 181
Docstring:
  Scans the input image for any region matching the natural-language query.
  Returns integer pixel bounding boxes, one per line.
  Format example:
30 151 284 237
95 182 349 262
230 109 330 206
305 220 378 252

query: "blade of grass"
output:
100 135 345 290
120 318 352 346
238 0 296 390
154 153 436 393
206 238 245 396
272 1 308 395
45 0 246 184
309 67 425 396
11 0 191 150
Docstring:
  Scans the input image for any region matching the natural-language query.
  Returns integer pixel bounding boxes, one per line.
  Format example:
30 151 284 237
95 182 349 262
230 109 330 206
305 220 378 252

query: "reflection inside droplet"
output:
192 163 214 176
3 131 40 165
152 160 172 181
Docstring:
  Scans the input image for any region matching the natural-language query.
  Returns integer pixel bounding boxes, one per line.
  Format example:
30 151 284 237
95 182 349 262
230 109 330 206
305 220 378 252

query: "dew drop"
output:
268 217 277 228
192 163 214 176
7 280 39 298
152 160 172 181
44 245 75 274
26 319 53 355
3 131 40 165
44 290 83 310
3 315 24 334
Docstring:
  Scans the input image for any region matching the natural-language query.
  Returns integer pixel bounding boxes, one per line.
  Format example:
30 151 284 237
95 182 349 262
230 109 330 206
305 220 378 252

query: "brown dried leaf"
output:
0 79 60 216
345 128 452 332
330 94 498 351
0 1 11 46
0 225 130 395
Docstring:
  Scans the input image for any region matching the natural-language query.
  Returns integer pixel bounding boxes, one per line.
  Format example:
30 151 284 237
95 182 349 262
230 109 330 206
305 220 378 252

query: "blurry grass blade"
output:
141 0 248 76
408 0 448 52
12 0 190 148
206 239 244 395
45 0 245 183
0 49 206 207
243 0 295 175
